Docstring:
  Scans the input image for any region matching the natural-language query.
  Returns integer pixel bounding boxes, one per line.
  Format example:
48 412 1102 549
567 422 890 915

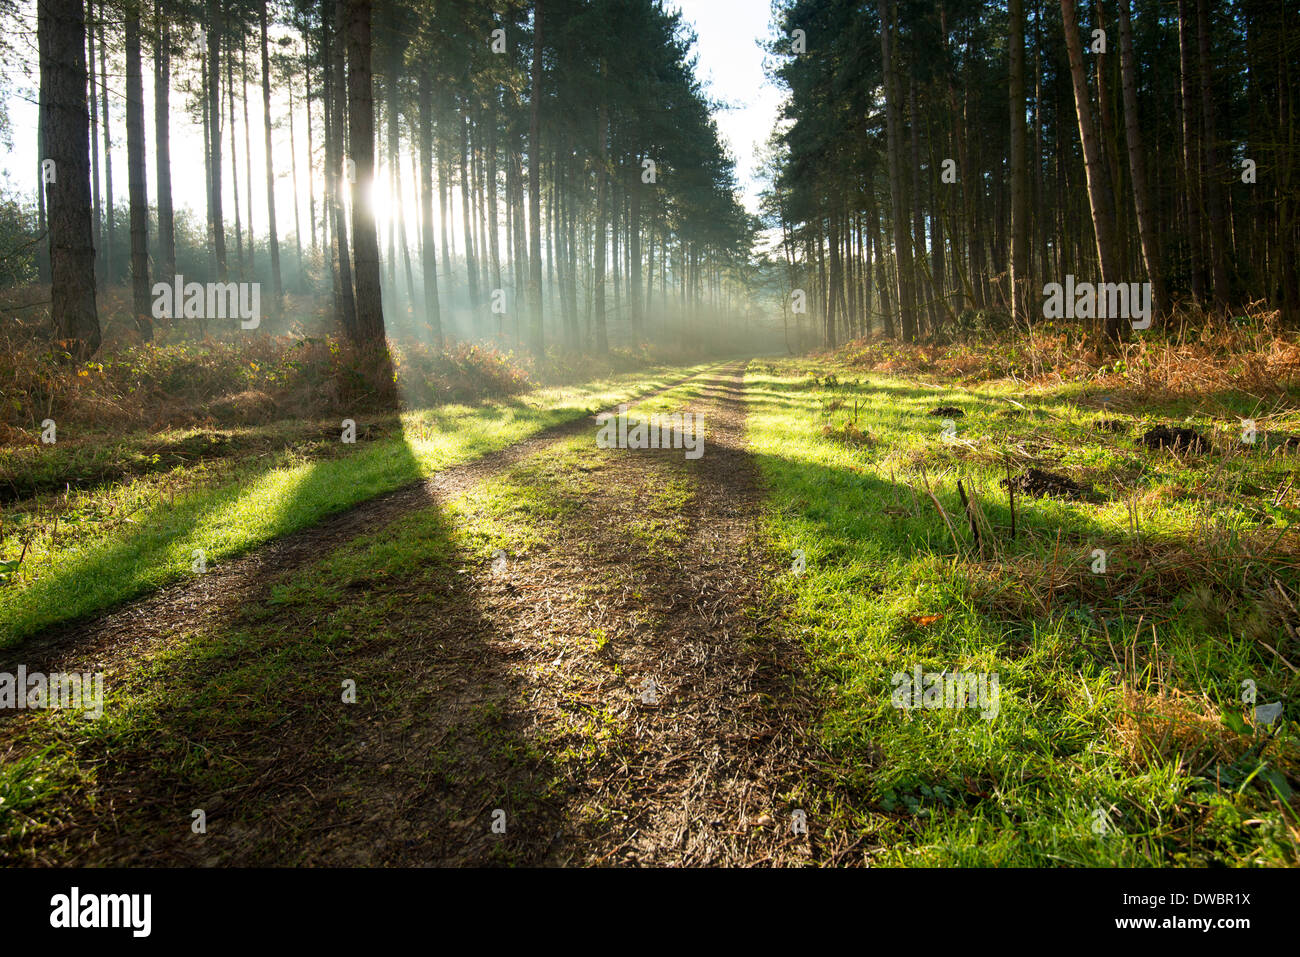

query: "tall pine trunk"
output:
227 47 243 274
261 0 284 312
154 0 174 282
1177 0 1206 303
1061 0 1123 339
206 0 227 280
327 0 356 337
289 84 305 286
100 1 113 287
880 0 917 340
528 0 544 355
242 33 255 272
1197 0 1229 306
345 0 385 346
40 0 100 357
124 3 152 338
419 71 443 349
1117 0 1169 318
593 64 609 355
1009 0 1030 326
88 17 100 285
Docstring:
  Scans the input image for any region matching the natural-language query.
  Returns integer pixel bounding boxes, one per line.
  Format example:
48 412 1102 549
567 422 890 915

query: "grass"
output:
0 378 710 865
9 347 1297 867
747 357 1300 866
0 361 718 646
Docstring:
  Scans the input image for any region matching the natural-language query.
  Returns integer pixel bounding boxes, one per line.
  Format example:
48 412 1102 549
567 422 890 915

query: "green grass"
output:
0 361 718 646
747 358 1300 866
0 378 711 864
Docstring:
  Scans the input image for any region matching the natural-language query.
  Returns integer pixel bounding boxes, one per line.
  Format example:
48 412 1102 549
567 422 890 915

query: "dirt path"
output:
4 361 848 867
0 363 723 682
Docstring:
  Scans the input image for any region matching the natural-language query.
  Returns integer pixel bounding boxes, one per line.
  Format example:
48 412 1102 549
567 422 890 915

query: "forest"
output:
0 0 1297 880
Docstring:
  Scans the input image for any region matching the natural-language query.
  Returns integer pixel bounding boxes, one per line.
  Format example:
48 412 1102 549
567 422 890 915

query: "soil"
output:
1001 467 1088 499
1 362 853 867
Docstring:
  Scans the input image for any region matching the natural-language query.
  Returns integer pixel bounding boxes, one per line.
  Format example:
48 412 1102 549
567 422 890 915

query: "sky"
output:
668 0 785 215
1 0 785 239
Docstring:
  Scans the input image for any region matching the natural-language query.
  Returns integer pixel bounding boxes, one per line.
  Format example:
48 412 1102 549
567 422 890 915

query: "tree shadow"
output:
0 422 573 866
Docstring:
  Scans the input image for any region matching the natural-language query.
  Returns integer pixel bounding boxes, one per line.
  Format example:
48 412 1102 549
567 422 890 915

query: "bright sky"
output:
669 0 783 215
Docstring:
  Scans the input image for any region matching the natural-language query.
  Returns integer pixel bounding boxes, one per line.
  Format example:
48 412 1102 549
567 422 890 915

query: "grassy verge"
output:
0 379 708 864
0 361 717 646
748 357 1300 866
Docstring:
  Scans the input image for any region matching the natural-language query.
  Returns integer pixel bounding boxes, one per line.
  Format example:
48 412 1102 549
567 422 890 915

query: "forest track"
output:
0 362 724 683
3 360 846 867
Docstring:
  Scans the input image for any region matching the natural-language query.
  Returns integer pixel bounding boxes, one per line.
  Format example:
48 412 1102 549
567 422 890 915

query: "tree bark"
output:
241 32 255 272
154 0 174 282
1178 0 1206 303
40 0 100 357
528 0 544 355
1197 0 1229 306
328 0 356 336
100 0 113 287
124 3 152 338
1009 0 1030 325
205 0 226 280
1116 0 1169 318
879 0 917 340
419 71 443 348
1061 0 1123 338
345 0 385 346
88 15 100 284
593 62 609 355
227 45 244 274
261 0 284 311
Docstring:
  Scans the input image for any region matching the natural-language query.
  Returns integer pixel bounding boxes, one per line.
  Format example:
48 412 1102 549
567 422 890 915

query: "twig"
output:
957 479 982 557
1005 461 1016 539
1259 640 1300 675
920 466 963 556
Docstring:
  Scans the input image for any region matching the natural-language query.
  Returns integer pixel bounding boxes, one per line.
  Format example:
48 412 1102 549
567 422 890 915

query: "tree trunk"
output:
593 63 609 355
206 0 227 280
345 0 385 346
1009 0 1030 325
393 76 415 308
261 0 284 312
40 0 100 358
88 15 100 284
204 0 226 280
419 71 443 349
1117 0 1169 318
36 86 50 283
327 0 356 337
242 32 255 272
438 104 453 296
100 0 113 287
528 0 544 355
154 0 174 282
460 108 479 312
1178 0 1206 303
303 16 317 254
880 0 917 340
1197 0 1229 306
227 47 243 274
1061 0 1123 338
629 157 643 341
289 84 305 286
124 4 152 338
